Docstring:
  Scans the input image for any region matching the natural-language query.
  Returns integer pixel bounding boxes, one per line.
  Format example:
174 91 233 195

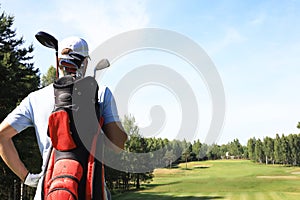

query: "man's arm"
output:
102 121 127 152
0 121 29 182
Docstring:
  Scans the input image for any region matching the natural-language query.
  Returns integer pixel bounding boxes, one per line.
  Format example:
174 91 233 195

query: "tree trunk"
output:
136 174 140 189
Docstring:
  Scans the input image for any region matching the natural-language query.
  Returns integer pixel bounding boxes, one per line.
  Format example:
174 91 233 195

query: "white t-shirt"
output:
4 83 119 199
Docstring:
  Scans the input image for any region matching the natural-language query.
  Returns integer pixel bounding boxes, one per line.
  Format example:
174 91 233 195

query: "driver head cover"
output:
58 36 89 59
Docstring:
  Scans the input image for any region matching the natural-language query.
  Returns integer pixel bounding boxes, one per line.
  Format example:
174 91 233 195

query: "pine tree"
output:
274 134 282 164
255 139 264 163
41 65 56 87
263 136 274 165
0 9 40 121
192 139 202 161
123 115 153 189
247 137 256 161
0 7 40 199
163 149 176 168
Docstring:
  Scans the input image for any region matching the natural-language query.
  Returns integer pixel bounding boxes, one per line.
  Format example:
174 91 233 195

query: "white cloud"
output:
52 0 150 50
208 27 247 55
250 13 266 26
1 0 151 73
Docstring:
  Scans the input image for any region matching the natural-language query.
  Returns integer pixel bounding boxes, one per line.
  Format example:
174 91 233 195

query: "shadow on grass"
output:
180 168 193 170
193 166 210 169
111 181 183 195
113 192 224 200
142 181 182 189
112 181 224 200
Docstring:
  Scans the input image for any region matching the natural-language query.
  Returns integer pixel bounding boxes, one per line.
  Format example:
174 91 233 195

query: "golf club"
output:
35 31 59 78
35 31 110 79
68 53 110 78
94 58 110 78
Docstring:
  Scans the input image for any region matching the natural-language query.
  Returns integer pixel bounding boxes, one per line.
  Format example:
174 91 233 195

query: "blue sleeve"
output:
3 95 33 133
99 87 120 125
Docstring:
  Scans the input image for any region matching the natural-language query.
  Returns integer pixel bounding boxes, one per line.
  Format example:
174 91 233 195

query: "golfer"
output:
0 36 127 199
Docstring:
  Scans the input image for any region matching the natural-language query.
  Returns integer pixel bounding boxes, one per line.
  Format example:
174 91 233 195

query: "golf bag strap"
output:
86 117 105 200
43 149 55 197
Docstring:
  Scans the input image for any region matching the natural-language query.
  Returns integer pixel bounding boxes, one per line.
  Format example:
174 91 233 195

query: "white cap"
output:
58 36 89 59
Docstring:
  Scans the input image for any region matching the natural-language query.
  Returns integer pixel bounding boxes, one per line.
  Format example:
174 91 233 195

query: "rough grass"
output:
113 160 300 200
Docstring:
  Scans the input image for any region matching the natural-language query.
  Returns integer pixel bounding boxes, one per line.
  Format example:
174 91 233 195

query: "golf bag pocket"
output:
46 159 83 200
48 110 76 151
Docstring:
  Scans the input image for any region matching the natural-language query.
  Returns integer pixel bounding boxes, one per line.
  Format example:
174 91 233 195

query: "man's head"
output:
58 36 89 78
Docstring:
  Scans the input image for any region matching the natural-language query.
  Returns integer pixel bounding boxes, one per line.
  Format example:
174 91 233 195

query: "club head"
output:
60 53 84 70
96 59 110 70
93 59 110 78
35 31 58 51
69 52 86 62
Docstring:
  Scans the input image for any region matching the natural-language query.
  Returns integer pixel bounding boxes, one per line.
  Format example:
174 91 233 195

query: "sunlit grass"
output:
113 160 300 199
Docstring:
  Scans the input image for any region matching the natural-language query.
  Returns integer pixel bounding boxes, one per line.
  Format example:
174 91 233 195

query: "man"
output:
0 36 127 199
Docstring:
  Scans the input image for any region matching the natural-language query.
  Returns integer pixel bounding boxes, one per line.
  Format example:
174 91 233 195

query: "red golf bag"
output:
42 76 107 200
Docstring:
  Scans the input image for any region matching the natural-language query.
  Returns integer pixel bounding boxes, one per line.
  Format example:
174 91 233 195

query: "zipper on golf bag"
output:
46 159 83 200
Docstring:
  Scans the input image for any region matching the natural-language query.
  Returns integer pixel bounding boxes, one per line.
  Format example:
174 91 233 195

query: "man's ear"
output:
82 58 88 77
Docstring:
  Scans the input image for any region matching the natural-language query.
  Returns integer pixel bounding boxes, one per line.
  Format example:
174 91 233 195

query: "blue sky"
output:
1 0 300 145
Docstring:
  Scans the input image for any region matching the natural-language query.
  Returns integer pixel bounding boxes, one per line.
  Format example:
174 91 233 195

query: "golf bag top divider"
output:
43 75 106 200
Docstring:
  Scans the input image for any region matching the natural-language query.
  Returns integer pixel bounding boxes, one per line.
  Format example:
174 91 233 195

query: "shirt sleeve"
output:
3 95 33 133
99 87 120 125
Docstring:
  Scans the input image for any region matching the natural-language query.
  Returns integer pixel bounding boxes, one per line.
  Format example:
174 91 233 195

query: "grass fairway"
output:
112 160 300 200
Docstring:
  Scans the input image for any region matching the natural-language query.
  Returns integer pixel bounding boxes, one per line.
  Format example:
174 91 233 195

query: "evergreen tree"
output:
123 115 153 190
199 143 209 160
220 144 229 159
297 122 300 129
0 7 40 199
0 10 39 121
182 148 191 169
229 139 244 159
247 137 256 161
263 136 274 164
254 139 264 163
207 144 220 160
163 149 176 168
123 114 139 136
170 140 183 163
274 134 282 164
41 65 55 87
280 134 291 165
242 146 248 159
192 139 201 161
287 134 298 166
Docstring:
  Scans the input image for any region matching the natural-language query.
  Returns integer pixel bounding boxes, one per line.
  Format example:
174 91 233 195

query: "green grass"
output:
112 160 300 200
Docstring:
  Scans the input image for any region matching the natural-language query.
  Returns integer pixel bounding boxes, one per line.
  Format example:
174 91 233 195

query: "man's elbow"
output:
0 122 17 148
102 122 128 152
116 131 128 150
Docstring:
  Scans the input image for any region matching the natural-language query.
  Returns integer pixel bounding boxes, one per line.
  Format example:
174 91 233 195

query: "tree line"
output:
105 115 203 192
247 134 300 165
105 118 300 194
